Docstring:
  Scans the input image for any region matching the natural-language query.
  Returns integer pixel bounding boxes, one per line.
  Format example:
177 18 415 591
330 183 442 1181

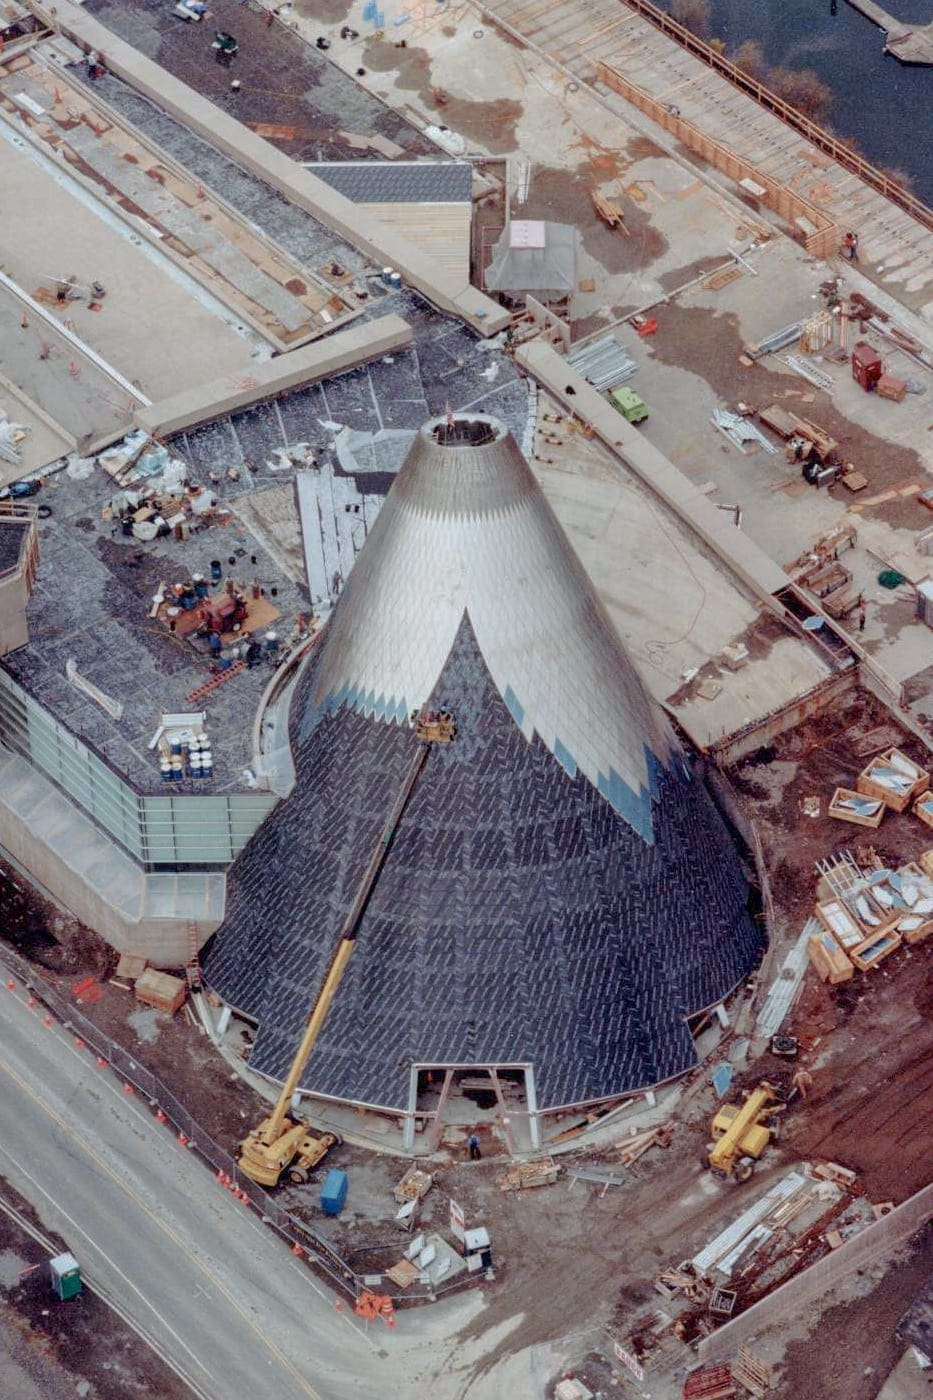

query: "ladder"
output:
184 919 202 992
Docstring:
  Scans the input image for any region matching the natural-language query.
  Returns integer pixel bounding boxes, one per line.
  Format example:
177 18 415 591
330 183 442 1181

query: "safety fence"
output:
0 942 477 1306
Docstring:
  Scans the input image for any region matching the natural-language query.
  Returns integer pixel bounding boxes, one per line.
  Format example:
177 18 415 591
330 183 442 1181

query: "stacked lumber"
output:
497 1157 558 1191
683 1364 736 1399
134 968 186 1015
616 1123 674 1165
733 1345 771 1398
591 189 626 229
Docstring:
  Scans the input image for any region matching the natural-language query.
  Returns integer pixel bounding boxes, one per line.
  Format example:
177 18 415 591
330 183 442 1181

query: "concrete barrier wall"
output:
707 671 857 766
27 1 509 337
698 1182 933 1360
136 314 413 438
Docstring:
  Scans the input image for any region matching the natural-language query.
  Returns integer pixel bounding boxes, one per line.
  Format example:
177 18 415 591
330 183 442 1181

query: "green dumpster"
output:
609 386 649 424
50 1252 82 1301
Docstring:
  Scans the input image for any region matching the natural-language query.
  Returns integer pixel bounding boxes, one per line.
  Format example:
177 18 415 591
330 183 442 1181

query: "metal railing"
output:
0 940 478 1306
613 0 933 231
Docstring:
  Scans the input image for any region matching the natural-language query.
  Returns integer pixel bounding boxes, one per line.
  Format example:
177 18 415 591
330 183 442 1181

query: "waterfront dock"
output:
845 0 933 65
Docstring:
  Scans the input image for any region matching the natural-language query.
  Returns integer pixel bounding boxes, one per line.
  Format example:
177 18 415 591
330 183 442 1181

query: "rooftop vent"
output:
430 417 500 449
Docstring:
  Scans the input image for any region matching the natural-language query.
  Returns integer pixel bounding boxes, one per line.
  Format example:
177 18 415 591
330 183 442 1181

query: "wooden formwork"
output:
595 62 840 257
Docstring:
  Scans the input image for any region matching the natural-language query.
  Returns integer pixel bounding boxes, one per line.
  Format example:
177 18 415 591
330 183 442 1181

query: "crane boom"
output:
260 742 431 1144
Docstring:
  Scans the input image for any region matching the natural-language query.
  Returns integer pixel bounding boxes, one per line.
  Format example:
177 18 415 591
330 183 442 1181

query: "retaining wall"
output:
698 1182 933 1360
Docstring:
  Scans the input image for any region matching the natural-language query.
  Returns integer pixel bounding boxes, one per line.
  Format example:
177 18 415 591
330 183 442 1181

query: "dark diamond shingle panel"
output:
204 617 764 1111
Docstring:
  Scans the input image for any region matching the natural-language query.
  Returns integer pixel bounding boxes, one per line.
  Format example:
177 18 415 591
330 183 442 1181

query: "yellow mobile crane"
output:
238 710 456 1187
707 1081 786 1182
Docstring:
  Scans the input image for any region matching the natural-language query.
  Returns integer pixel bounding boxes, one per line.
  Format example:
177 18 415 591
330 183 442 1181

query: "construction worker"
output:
857 595 867 633
467 1132 481 1161
792 1068 814 1099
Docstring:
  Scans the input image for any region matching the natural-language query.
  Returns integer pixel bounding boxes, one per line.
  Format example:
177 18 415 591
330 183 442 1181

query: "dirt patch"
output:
627 134 666 162
0 860 264 1151
360 40 522 152
646 304 929 525
781 949 933 1201
292 0 353 24
775 1224 933 1400
0 1175 189 1400
657 254 734 293
571 312 612 342
522 167 667 274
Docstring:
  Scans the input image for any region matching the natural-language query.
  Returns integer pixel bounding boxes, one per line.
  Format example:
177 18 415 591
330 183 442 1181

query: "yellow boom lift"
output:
238 710 456 1187
707 1080 786 1182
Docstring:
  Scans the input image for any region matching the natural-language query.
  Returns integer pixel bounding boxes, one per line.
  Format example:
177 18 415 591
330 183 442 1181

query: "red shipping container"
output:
852 340 882 391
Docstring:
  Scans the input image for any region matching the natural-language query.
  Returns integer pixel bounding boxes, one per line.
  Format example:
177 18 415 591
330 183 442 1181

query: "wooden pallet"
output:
733 1344 771 1396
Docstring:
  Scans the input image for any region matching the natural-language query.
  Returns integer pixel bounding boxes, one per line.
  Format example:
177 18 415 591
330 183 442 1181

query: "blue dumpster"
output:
320 1168 348 1216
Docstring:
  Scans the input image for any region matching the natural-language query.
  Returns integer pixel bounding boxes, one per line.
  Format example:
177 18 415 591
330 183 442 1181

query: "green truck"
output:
609 386 649 424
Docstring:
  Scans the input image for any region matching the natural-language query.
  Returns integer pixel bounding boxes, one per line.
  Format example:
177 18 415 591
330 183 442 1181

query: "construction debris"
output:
0 415 28 464
497 1158 558 1191
64 658 125 720
618 1122 674 1164
745 322 802 360
590 189 626 230
393 1167 434 1204
782 354 834 391
711 408 777 454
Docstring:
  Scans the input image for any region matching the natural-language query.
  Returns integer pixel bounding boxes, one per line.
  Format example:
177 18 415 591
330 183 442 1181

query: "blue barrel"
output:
320 1169 348 1216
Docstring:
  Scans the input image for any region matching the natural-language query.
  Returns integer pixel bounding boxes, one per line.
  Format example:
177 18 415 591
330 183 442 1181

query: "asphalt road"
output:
0 978 538 1400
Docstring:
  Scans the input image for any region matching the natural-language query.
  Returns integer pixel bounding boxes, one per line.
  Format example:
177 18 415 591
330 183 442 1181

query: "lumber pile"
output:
733 1344 770 1398
591 189 626 230
683 1364 736 1399
497 1157 558 1192
615 1122 674 1165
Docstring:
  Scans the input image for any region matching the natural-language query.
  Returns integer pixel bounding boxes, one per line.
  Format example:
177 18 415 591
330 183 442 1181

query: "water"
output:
656 0 933 203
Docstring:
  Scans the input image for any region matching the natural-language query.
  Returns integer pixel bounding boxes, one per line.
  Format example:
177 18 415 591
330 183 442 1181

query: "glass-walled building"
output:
0 668 276 870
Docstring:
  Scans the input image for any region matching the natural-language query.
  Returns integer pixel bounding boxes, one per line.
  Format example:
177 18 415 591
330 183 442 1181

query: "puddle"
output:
127 1006 161 1045
0 1247 30 1288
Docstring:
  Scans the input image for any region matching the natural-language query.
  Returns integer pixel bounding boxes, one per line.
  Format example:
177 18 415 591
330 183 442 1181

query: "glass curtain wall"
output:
0 669 275 868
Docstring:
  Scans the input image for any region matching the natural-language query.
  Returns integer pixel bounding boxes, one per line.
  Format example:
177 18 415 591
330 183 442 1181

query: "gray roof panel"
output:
305 161 473 204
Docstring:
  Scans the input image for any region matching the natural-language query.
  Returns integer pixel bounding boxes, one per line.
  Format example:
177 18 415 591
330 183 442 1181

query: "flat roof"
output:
2 463 308 794
3 305 529 793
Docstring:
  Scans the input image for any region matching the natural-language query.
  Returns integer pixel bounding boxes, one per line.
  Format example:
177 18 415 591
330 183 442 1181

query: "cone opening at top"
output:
425 414 506 449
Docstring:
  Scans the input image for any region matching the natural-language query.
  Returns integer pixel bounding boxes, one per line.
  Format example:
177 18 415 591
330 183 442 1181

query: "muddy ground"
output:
87 0 432 162
646 304 929 531
776 1223 933 1400
0 1174 189 1400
